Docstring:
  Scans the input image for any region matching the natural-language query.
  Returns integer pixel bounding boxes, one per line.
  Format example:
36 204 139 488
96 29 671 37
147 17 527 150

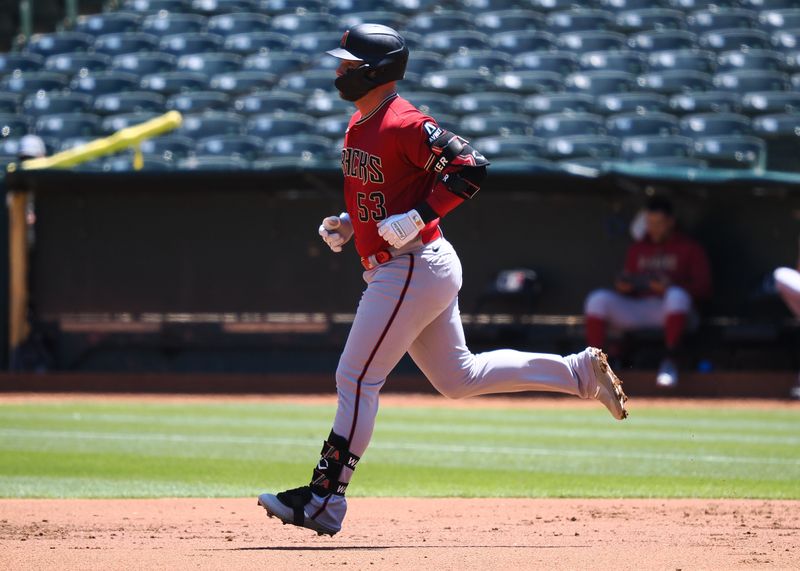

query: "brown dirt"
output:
1 498 798 570
2 393 799 569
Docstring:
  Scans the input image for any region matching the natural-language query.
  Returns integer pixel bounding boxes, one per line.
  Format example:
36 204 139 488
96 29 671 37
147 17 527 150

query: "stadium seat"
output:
614 8 684 33
492 30 556 54
716 49 785 73
176 52 241 76
23 92 91 117
24 32 94 57
140 71 208 95
159 33 225 56
178 155 251 169
101 111 160 133
93 32 160 56
460 0 529 9
420 70 495 94
513 51 578 73
494 70 562 94
564 70 637 95
139 134 195 158
648 49 716 73
103 154 174 171
557 31 627 52
533 112 605 136
606 111 679 137
638 70 714 94
190 0 260 14
742 90 800 114
545 9 615 32
402 91 452 116
686 9 758 33
327 0 391 15
246 112 316 137
74 12 141 36
243 52 308 75
598 0 657 12
179 111 245 137
260 0 326 14
93 91 166 114
713 70 789 92
669 91 741 113
474 10 545 33
445 51 513 74
699 29 771 52
532 0 585 10
0 93 19 114
291 32 343 56
278 70 335 94
545 134 620 161
423 30 492 53
44 52 111 75
232 90 306 114
759 8 800 31
141 14 208 37
121 0 191 12
457 113 533 138
94 91 164 115
579 50 646 74
0 71 69 95
451 92 523 115
404 11 474 35
315 113 351 138
208 13 271 37
679 112 752 136
0 137 26 156
0 114 30 138
692 135 765 169
523 92 595 114
668 0 738 9
167 90 230 113
0 53 43 74
471 134 547 159
339 11 407 30
619 135 694 160
224 32 292 55
595 92 670 114
628 30 697 52
264 134 332 158
34 112 101 139
271 13 339 33
741 0 800 8
752 112 800 170
209 71 276 94
305 91 352 117
112 52 176 75
196 134 264 159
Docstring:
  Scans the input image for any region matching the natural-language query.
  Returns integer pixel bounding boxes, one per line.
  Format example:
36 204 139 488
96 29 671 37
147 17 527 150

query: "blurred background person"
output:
584 196 712 388
773 238 800 399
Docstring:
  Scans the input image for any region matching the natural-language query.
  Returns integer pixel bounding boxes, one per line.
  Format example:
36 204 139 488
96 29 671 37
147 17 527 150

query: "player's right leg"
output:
408 298 628 419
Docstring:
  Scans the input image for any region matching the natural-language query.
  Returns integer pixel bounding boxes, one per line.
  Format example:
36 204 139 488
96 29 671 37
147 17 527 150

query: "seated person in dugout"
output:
773 240 800 399
584 196 712 388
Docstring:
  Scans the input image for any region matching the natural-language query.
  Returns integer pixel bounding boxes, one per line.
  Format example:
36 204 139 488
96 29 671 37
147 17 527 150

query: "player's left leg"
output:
658 286 693 387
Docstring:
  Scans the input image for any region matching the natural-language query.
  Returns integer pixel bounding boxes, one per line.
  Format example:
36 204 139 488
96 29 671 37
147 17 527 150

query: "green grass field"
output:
0 399 798 499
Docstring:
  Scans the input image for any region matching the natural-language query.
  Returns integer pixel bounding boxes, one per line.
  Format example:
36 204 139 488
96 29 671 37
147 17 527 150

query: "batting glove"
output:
318 212 353 253
377 209 426 249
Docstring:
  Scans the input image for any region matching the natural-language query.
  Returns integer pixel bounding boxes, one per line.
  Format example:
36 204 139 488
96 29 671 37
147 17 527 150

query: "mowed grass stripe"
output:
0 401 798 499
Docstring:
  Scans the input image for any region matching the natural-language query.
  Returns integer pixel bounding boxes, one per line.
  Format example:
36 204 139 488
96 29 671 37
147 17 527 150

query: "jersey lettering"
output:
356 191 387 222
342 147 385 185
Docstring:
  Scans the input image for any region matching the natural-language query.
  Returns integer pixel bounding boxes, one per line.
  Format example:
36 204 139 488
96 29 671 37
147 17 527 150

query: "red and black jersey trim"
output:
354 92 398 125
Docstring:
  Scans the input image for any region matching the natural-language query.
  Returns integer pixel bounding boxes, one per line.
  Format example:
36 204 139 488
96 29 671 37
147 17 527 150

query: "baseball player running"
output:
258 24 628 537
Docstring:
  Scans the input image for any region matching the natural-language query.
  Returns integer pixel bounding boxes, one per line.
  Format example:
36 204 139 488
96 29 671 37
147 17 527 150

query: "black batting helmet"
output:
326 24 409 101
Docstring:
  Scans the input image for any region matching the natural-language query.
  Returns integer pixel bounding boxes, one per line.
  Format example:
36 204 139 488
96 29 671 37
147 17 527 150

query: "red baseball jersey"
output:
624 231 712 300
341 93 464 259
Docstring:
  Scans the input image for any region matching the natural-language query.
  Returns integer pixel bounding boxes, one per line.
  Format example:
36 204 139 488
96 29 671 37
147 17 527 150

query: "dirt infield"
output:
1 498 798 570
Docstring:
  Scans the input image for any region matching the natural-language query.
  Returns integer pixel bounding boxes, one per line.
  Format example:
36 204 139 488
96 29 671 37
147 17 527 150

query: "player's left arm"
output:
377 119 490 248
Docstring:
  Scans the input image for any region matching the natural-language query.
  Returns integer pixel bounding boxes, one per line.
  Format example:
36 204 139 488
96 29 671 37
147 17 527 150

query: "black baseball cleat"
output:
258 487 340 537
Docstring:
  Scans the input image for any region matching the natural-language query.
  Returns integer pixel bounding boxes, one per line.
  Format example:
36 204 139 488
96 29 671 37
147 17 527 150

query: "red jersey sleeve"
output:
395 114 466 219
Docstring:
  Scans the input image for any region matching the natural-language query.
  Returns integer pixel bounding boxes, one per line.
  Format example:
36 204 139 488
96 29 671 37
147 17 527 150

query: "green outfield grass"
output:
0 399 798 499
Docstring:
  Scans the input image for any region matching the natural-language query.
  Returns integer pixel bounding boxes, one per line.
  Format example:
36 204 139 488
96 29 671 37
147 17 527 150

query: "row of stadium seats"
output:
7 46 800 79
17 26 800 59
4 88 800 119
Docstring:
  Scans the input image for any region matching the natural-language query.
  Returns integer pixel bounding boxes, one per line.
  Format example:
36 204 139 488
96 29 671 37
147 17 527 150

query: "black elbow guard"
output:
441 165 488 199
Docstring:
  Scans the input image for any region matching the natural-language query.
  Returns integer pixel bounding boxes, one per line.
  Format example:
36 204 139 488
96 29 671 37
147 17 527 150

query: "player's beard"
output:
335 66 377 102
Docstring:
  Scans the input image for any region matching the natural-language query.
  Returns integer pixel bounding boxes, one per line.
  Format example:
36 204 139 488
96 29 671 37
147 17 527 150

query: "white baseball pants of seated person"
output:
584 286 693 331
